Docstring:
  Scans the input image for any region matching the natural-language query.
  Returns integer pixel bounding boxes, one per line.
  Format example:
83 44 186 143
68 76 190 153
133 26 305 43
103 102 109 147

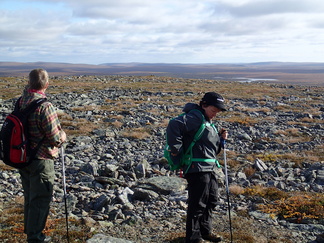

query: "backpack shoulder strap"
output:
14 97 22 112
23 98 47 160
184 109 206 155
16 98 47 115
184 112 221 171
24 98 47 113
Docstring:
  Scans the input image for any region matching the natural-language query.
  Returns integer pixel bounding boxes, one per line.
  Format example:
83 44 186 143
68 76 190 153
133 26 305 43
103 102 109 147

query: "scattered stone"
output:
86 234 134 243
0 81 323 243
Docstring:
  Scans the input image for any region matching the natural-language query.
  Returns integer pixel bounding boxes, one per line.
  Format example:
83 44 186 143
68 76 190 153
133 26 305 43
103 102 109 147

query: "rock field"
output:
0 76 323 243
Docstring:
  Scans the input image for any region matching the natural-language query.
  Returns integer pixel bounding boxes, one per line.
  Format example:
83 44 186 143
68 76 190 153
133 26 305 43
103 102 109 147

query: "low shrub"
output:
244 185 288 201
258 192 324 222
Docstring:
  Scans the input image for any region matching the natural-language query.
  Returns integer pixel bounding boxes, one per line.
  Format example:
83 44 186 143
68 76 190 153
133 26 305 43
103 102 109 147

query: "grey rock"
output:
132 188 159 201
137 176 187 195
86 234 134 243
90 194 110 211
117 187 134 210
134 162 148 179
105 164 119 174
81 162 99 176
238 132 252 141
254 158 268 171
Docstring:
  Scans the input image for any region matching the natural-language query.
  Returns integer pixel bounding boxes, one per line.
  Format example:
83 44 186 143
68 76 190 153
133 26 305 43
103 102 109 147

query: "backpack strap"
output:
190 123 221 167
183 116 206 156
15 97 47 114
191 158 221 168
14 97 22 112
183 111 220 173
16 97 47 161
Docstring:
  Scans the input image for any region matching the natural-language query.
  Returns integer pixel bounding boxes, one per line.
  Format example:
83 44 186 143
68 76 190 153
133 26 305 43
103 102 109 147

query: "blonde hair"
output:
29 69 49 90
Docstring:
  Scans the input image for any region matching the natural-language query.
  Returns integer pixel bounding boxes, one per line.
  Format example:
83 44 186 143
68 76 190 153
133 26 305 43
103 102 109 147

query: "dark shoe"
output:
43 236 52 243
191 239 206 243
202 234 222 242
27 235 51 243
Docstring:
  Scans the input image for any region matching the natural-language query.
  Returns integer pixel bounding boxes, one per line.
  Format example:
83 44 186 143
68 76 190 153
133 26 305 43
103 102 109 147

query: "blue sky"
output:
1 0 324 64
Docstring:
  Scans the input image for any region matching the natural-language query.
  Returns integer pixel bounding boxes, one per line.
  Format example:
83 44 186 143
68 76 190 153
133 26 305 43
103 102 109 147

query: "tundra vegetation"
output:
0 75 323 242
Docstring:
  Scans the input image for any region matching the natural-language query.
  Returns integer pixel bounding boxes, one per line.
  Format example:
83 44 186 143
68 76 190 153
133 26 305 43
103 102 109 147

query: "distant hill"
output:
1 61 324 86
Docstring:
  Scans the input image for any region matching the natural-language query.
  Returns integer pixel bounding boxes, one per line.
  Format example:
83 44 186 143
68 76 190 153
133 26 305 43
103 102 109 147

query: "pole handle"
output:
220 137 226 148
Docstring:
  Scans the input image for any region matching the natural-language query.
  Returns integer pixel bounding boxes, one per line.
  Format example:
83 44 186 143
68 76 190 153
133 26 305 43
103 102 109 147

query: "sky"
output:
1 0 324 64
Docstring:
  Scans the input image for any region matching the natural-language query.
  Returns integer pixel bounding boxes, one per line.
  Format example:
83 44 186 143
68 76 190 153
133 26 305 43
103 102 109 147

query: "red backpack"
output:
0 97 46 168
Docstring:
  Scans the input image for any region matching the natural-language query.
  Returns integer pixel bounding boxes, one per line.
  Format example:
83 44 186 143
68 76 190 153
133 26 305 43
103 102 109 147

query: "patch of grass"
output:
121 127 151 140
218 149 240 169
111 120 123 128
223 112 260 126
274 128 300 136
0 202 95 243
244 185 289 201
0 77 26 99
230 231 255 243
233 185 324 223
258 192 324 222
246 150 321 168
46 217 95 243
256 153 278 163
243 166 256 178
0 161 15 171
230 185 245 195
304 144 324 162
60 117 100 136
239 106 271 113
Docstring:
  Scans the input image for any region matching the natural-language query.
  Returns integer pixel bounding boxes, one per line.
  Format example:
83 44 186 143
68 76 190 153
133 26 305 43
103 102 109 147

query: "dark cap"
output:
201 92 227 111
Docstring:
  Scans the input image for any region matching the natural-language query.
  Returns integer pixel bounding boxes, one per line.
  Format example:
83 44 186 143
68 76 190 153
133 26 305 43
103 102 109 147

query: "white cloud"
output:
0 6 69 41
1 0 324 64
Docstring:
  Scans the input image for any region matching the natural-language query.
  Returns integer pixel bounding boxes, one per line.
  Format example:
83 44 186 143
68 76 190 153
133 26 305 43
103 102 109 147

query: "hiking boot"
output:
191 239 206 243
202 234 222 242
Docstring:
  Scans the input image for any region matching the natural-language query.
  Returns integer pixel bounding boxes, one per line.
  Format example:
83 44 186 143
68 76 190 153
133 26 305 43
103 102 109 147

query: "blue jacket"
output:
166 103 222 174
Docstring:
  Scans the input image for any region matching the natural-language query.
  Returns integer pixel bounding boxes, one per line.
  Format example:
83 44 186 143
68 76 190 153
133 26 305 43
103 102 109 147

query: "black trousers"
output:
185 172 218 243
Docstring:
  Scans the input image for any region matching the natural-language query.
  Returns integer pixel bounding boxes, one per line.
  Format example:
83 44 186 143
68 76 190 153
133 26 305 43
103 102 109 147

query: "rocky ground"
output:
0 76 323 243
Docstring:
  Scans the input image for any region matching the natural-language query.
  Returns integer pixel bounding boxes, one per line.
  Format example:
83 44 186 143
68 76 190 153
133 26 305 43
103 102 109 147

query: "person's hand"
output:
220 128 228 140
60 130 67 143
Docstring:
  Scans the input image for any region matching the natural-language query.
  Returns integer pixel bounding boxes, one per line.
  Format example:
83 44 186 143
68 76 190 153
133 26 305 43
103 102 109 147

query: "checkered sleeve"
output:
40 102 62 147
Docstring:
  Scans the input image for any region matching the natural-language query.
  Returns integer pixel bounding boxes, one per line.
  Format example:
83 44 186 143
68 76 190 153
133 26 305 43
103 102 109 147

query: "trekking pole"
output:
60 146 70 243
222 139 233 243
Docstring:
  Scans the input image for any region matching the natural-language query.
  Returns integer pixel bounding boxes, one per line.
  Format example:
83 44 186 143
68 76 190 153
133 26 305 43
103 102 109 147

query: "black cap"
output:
201 92 227 111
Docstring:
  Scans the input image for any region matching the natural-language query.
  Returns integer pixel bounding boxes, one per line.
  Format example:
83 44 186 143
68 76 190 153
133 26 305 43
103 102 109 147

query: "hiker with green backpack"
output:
165 92 228 243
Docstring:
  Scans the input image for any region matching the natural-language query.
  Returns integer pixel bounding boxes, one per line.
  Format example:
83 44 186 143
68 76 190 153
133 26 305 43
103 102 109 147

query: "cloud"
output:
1 0 324 64
0 7 69 42
215 0 324 15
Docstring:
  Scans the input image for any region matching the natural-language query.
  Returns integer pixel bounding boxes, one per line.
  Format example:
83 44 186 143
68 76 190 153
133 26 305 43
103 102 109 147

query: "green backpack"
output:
164 110 220 172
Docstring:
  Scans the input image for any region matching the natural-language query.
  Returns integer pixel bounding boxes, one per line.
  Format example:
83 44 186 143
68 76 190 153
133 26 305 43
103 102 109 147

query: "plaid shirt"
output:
19 87 63 159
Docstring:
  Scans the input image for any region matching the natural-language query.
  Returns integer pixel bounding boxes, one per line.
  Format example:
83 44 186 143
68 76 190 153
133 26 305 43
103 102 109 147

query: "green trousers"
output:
19 159 55 243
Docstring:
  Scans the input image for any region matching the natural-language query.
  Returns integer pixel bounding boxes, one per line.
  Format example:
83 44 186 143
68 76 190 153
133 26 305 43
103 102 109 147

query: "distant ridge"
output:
1 61 324 86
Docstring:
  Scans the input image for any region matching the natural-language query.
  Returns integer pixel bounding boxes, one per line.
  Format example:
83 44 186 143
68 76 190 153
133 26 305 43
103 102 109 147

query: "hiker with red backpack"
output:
12 69 66 242
166 92 228 243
